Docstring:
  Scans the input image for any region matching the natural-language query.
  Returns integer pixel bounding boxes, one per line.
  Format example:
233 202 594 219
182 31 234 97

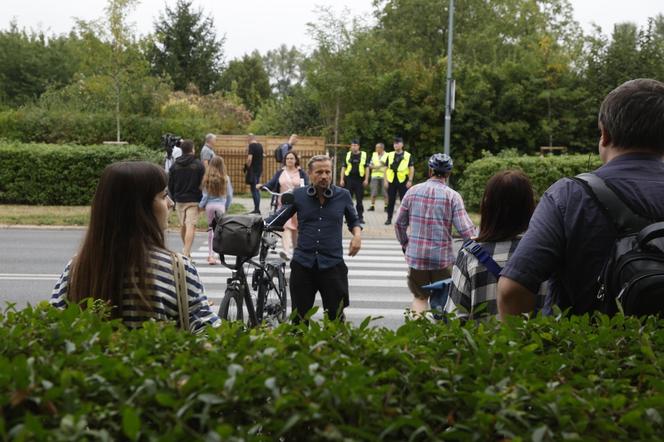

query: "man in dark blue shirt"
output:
498 79 664 317
266 155 362 321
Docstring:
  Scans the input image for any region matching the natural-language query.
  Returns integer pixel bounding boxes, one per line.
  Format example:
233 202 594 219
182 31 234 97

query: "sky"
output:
3 0 664 60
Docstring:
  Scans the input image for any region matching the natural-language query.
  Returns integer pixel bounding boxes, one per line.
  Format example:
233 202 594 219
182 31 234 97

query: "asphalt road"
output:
0 228 431 329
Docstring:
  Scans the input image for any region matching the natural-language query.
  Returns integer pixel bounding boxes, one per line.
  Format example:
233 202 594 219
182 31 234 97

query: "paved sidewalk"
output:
233 195 399 239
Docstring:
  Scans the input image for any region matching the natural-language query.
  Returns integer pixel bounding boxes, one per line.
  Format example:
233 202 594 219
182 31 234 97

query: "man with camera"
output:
265 155 362 322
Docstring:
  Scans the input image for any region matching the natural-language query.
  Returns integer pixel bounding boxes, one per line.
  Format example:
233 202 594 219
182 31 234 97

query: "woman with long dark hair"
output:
444 170 546 320
50 161 220 332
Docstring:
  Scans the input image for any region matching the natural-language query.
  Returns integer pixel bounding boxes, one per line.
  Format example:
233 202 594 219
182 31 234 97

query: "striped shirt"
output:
50 248 221 333
444 239 546 321
395 179 476 270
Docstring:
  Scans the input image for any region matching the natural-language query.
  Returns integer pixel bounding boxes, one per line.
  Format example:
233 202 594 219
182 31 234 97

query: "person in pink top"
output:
258 150 309 259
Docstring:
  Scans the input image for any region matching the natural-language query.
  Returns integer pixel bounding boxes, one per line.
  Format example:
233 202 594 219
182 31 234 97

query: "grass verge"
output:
0 203 248 228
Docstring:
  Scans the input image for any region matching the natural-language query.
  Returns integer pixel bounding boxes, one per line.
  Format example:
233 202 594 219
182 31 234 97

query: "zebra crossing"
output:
192 238 413 326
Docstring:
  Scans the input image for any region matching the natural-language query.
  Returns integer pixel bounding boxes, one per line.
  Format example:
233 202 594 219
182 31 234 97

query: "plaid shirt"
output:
444 239 547 321
395 179 476 270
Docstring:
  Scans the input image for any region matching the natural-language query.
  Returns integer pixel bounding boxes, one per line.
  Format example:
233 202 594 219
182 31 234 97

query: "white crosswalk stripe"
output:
196 238 413 323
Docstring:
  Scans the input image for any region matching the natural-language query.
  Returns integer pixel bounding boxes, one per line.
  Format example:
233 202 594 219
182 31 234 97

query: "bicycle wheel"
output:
256 263 287 324
218 287 244 322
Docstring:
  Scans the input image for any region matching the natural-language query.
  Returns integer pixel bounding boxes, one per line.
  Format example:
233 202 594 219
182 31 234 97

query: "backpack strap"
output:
574 173 652 234
462 239 502 278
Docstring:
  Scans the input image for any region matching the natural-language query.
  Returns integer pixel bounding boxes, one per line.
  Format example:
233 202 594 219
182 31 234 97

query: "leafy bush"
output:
1 304 662 440
458 153 603 210
0 106 250 147
0 141 162 205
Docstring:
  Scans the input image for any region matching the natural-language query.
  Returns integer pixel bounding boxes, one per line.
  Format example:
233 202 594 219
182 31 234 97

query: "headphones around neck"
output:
306 185 334 199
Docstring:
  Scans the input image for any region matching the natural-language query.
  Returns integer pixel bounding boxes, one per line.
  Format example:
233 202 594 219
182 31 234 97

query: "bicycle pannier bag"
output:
213 213 264 257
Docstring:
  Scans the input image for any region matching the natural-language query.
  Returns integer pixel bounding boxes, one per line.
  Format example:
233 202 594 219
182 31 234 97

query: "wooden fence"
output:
211 135 327 189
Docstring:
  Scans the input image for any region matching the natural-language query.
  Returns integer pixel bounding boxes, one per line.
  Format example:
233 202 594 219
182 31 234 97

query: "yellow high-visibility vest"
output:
385 151 411 183
370 151 388 178
344 150 367 178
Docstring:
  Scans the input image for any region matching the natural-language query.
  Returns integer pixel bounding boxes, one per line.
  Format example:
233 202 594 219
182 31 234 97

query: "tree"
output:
148 0 224 94
218 51 271 114
0 22 82 107
263 44 305 98
107 0 139 141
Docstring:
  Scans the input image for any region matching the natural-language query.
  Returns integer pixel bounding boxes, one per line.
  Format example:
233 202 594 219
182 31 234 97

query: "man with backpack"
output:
498 78 664 318
275 134 298 164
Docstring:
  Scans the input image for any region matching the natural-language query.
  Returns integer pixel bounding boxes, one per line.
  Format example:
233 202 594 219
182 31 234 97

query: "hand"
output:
340 179 345 188
383 181 389 190
406 180 413 189
349 235 361 257
255 184 262 190
363 179 368 187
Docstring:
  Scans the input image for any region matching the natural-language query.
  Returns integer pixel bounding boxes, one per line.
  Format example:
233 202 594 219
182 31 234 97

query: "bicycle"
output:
216 192 293 327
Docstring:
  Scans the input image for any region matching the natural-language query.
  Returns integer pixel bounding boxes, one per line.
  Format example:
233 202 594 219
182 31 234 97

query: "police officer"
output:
339 139 369 224
384 136 415 225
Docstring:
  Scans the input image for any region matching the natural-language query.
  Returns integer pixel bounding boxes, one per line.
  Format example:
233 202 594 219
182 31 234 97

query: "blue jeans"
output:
248 174 261 212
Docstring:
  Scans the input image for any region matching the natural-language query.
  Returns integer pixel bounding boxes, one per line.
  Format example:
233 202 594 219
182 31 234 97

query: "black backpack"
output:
574 173 664 316
274 143 289 163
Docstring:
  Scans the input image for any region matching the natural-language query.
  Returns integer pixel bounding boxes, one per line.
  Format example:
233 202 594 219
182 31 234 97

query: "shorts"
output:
370 177 385 197
407 267 452 300
176 202 200 227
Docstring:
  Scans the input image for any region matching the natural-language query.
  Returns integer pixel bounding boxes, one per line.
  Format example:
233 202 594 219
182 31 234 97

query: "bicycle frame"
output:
220 223 287 327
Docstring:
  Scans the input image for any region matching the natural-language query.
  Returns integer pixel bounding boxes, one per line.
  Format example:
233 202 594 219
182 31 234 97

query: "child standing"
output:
200 156 233 265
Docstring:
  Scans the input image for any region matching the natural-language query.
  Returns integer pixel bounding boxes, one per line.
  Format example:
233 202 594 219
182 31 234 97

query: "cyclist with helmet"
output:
394 153 477 316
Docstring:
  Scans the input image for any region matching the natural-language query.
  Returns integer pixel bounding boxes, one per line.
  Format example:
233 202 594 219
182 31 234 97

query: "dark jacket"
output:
168 154 205 203
263 168 308 193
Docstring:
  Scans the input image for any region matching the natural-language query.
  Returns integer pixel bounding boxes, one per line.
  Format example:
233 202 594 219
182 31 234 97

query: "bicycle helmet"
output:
428 153 453 174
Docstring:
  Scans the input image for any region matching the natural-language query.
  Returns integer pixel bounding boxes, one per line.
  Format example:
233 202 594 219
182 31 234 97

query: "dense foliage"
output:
0 142 161 205
458 153 603 210
1 303 662 440
1 0 663 168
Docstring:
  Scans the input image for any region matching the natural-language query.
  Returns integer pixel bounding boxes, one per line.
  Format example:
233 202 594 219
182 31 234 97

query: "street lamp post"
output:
443 0 455 156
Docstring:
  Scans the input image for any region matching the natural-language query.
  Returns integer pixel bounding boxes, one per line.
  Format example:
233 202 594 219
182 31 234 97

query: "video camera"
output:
161 133 182 150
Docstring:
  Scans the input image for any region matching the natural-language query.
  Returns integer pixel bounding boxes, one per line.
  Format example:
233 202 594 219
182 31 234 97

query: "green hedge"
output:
458 154 603 211
0 109 241 147
1 304 662 440
0 142 162 205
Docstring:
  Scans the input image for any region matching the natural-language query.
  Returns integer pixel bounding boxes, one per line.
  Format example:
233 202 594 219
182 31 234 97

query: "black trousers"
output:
289 260 349 322
386 180 408 220
344 176 365 220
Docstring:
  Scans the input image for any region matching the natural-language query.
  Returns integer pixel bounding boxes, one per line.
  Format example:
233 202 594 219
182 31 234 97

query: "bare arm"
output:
246 154 253 168
497 277 536 320
349 226 362 257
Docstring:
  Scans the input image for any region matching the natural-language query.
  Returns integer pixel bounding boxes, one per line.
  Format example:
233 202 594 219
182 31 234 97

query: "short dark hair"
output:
180 139 194 154
307 154 331 172
284 150 300 167
476 170 535 243
599 78 664 153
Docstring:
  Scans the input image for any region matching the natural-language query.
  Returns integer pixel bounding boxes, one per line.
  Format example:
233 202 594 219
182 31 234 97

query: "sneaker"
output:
384 219 391 225
368 206 375 211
